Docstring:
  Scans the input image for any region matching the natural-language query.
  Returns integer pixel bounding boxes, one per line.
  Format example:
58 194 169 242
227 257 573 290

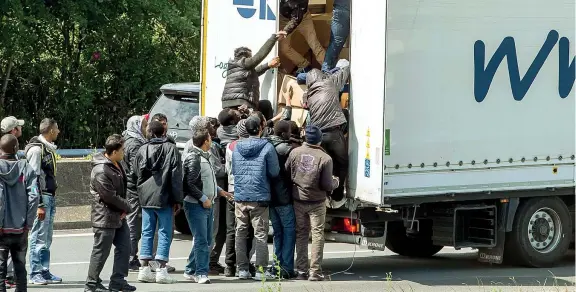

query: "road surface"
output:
29 229 575 292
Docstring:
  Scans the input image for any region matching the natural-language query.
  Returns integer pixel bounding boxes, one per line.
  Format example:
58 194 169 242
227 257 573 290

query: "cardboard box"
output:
278 75 307 107
290 108 309 128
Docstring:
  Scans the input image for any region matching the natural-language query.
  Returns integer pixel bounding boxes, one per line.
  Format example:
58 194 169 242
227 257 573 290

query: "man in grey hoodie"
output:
0 134 39 292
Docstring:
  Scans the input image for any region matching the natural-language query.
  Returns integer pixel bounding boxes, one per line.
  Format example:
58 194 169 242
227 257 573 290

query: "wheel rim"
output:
527 207 562 253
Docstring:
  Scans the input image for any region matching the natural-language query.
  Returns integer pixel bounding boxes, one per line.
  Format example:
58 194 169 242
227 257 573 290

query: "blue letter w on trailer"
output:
233 0 276 20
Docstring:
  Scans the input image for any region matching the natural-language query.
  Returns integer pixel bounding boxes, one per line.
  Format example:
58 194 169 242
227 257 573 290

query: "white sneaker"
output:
197 275 211 284
148 260 160 272
137 266 156 283
238 270 251 280
253 271 276 281
156 267 178 284
183 273 197 282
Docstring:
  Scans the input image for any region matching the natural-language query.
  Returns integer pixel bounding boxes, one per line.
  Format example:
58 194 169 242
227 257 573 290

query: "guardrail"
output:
17 149 105 158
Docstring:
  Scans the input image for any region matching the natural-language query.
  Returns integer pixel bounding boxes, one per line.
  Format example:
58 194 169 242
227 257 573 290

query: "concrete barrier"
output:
53 159 93 230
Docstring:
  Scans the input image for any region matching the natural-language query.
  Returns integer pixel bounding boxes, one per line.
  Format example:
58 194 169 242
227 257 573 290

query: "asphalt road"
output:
28 229 575 292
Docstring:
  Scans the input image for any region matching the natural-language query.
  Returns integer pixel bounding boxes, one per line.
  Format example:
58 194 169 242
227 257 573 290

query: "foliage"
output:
0 0 201 148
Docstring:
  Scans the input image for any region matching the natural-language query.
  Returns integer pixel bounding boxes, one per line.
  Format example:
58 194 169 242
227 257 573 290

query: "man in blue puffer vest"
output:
232 116 279 281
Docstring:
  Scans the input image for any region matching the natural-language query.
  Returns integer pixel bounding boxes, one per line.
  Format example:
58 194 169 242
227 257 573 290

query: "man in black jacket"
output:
221 34 283 109
268 121 296 279
85 135 135 292
131 121 183 284
121 115 148 271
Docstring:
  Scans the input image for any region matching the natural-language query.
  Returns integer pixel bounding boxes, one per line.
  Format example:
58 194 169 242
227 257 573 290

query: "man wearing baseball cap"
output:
1 116 24 138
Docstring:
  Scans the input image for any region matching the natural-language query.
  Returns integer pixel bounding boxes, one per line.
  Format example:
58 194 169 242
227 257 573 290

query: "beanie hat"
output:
245 116 261 136
237 119 249 138
305 125 322 145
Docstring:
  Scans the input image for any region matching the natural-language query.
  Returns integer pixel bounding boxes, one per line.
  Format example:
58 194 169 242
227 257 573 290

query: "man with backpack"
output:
25 118 62 285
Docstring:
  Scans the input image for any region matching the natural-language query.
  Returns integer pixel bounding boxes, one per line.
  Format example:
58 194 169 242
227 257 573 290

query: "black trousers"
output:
224 199 254 267
126 197 141 262
321 128 348 201
209 196 227 266
0 233 27 292
85 221 130 290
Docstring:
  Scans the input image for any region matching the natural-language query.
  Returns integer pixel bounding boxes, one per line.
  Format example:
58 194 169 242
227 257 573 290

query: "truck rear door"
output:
348 1 388 205
201 0 279 117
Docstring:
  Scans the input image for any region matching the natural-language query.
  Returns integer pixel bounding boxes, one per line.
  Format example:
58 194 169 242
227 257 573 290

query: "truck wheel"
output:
504 197 572 267
385 221 443 257
174 211 191 235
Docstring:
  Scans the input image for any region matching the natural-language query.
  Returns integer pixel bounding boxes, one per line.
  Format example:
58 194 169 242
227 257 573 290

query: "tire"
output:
385 221 443 257
504 197 572 267
174 211 191 235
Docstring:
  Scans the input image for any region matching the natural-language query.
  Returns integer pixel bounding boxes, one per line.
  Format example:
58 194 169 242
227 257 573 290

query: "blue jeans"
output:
322 0 351 72
29 194 56 276
270 205 296 273
140 207 173 262
183 202 213 276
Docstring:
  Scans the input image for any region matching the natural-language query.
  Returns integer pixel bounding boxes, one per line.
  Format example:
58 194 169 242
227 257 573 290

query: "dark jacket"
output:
131 137 183 208
90 153 131 229
122 135 145 200
232 137 280 202
0 155 39 234
268 135 293 206
285 143 339 202
24 136 57 197
221 34 277 109
305 66 350 131
279 0 308 34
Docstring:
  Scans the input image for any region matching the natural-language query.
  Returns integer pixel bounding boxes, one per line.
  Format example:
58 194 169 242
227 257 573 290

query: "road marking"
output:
50 250 376 266
53 233 94 238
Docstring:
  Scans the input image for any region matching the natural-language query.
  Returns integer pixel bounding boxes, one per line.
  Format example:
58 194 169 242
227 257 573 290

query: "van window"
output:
149 94 200 142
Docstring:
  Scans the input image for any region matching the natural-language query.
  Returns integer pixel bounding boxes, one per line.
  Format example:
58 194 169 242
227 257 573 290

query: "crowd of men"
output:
0 0 351 291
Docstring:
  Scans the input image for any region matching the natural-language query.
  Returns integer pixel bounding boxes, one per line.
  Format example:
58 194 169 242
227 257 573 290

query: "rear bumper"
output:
325 232 361 245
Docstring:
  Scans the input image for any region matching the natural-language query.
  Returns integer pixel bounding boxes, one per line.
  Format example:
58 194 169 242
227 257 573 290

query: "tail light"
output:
331 218 360 233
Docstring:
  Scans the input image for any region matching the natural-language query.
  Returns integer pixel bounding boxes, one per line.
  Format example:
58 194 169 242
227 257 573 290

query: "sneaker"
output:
249 263 257 277
5 277 15 288
238 270 251 280
129 259 141 271
156 267 177 284
295 272 308 281
84 283 108 292
165 264 176 273
148 260 160 272
108 282 136 292
253 271 276 281
183 273 197 282
197 275 211 284
42 270 62 283
224 265 236 277
29 274 48 285
308 273 325 281
209 263 225 275
137 266 156 283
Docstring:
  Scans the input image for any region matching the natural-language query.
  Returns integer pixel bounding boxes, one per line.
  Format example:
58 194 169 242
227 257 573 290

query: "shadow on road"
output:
322 249 575 288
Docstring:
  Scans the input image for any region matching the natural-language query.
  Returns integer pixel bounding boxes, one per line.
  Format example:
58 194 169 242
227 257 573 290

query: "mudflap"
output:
477 203 507 264
359 221 388 251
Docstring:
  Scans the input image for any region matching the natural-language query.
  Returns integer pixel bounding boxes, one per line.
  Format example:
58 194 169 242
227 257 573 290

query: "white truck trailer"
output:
199 0 575 267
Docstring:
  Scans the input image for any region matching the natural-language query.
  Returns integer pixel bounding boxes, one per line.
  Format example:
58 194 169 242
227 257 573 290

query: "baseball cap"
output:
1 116 24 133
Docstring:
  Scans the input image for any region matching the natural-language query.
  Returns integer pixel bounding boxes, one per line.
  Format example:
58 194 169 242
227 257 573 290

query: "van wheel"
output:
504 197 571 267
385 221 443 257
174 211 191 235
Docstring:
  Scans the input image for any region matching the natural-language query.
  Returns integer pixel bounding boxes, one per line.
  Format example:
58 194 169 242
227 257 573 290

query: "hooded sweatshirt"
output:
0 156 39 234
131 137 183 208
25 135 57 198
305 64 350 131
231 137 280 202
279 0 309 34
122 115 147 200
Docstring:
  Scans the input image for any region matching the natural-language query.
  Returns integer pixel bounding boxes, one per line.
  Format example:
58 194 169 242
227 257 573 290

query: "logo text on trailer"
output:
233 0 276 20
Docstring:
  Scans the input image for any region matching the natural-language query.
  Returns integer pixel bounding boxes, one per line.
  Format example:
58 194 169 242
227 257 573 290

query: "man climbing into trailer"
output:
322 0 350 72
278 0 326 74
303 60 350 202
221 34 284 110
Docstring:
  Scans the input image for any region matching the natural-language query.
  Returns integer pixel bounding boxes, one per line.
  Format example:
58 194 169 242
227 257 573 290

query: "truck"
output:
199 0 575 267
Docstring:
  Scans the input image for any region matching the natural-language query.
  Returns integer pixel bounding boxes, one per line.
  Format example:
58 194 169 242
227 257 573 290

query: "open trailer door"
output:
201 0 279 117
347 0 388 206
